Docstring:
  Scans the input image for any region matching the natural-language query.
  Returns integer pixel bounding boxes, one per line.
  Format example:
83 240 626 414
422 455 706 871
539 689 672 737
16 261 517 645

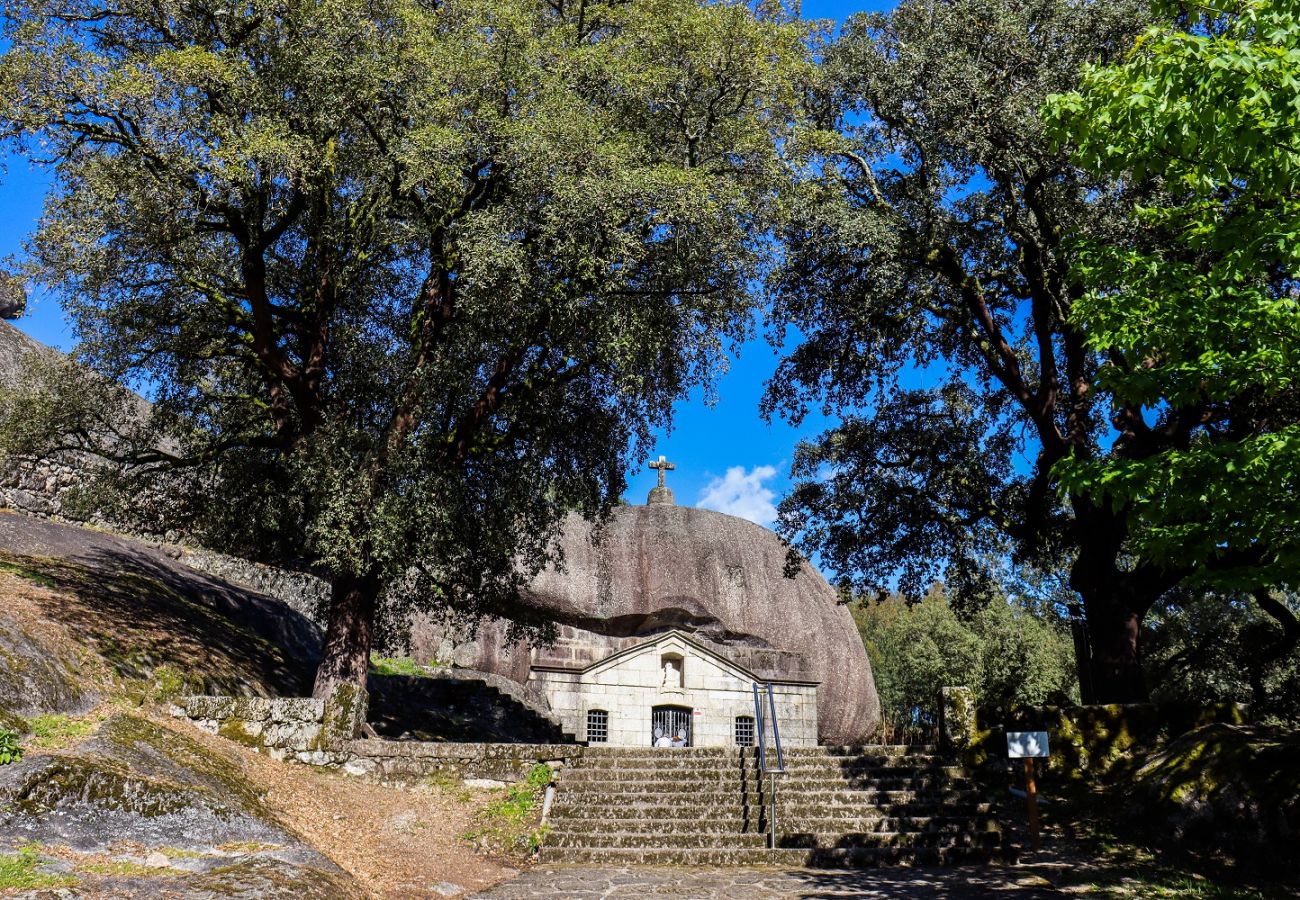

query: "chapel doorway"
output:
651 705 692 747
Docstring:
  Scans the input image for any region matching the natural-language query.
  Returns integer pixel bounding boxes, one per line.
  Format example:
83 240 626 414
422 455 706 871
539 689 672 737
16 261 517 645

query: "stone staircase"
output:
541 745 1002 867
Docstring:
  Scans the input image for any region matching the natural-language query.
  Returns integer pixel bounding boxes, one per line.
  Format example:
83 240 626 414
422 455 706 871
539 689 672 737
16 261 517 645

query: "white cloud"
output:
697 465 779 526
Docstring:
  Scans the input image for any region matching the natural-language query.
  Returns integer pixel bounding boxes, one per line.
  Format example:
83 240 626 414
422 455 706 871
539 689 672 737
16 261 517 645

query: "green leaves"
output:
0 0 808 637
1048 0 1300 591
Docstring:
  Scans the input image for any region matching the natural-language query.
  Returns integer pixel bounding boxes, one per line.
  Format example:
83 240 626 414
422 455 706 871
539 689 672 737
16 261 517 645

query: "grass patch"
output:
217 841 280 854
368 654 432 678
0 845 76 890
159 846 208 859
0 558 58 589
25 713 95 750
460 764 553 857
78 860 163 877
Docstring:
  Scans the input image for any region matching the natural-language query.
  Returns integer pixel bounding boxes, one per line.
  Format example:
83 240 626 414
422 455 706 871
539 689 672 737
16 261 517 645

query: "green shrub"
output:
0 727 21 765
855 588 1078 738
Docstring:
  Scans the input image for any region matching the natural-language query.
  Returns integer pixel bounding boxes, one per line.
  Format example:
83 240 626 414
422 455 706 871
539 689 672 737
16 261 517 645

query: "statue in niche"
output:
661 659 682 690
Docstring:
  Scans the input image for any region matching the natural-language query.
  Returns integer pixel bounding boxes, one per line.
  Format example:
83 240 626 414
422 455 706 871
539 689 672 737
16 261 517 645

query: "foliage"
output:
766 0 1147 603
0 0 808 690
1046 1 1300 597
1144 590 1300 725
461 763 553 857
0 726 21 764
0 845 75 890
25 713 95 750
855 588 1078 736
764 0 1194 701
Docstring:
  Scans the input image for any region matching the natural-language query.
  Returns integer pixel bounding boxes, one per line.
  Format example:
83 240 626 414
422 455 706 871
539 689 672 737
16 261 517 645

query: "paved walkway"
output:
471 865 1063 898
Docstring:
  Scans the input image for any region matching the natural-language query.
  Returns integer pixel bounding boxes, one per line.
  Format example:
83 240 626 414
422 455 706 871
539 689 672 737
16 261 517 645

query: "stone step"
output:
537 844 995 867
558 776 976 794
548 817 755 836
550 800 993 821
553 787 985 804
774 830 1001 850
548 814 999 837
560 764 968 781
546 832 769 850
575 752 943 768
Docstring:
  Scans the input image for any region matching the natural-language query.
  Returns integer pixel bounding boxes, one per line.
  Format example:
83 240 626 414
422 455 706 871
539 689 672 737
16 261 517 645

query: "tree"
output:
1045 0 1300 674
855 587 1078 738
1144 588 1300 725
0 0 806 700
764 0 1198 702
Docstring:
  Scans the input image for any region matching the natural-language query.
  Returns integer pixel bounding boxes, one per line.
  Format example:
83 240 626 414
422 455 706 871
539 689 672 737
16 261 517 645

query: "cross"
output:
648 455 676 489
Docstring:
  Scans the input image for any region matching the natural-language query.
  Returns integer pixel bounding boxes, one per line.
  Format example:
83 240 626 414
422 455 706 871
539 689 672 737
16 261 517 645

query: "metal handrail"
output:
751 682 786 852
765 682 785 774
751 682 787 774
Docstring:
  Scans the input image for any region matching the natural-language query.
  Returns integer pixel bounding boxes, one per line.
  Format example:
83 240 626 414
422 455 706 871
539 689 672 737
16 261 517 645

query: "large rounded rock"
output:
491 504 879 745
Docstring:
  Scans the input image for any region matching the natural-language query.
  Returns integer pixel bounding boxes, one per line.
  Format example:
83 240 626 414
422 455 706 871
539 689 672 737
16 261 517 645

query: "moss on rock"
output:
1123 723 1300 865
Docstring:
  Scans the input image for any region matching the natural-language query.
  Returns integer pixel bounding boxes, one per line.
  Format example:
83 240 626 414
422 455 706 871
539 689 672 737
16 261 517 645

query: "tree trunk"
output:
312 571 382 700
1084 603 1146 704
1068 500 1174 704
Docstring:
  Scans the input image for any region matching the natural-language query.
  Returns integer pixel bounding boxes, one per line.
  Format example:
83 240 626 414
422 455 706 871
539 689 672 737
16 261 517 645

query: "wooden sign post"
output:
1007 731 1050 851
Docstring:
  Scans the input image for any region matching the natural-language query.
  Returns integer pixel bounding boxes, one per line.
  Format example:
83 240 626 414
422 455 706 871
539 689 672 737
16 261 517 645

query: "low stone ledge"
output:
347 739 580 761
172 694 583 785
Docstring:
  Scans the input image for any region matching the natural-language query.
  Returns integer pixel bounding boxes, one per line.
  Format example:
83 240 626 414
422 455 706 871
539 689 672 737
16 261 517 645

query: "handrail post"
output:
765 682 785 773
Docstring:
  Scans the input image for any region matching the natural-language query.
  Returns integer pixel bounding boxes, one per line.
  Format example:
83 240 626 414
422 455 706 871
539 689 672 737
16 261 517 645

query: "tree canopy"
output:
765 0 1166 701
855 588 1078 739
0 0 807 696
1047 0 1300 594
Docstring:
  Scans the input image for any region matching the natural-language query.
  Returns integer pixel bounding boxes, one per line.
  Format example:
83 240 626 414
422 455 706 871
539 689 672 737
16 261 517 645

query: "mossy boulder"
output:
997 702 1248 781
1124 723 1300 865
0 714 356 894
0 617 92 717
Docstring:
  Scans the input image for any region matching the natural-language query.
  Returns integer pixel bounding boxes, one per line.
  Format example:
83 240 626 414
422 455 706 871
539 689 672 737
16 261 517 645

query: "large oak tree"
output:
765 0 1178 702
0 0 806 701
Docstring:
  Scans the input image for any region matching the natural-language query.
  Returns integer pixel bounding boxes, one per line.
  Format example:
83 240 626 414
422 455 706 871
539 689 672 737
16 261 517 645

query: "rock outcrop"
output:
1124 722 1300 865
416 504 883 745
0 714 358 897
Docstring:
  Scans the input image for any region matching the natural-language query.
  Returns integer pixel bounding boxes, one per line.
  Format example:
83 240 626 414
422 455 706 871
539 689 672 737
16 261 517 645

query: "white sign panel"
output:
1007 731 1050 758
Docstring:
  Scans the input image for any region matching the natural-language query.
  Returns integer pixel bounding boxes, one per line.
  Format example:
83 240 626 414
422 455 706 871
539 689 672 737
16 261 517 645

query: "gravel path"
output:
470 864 1062 898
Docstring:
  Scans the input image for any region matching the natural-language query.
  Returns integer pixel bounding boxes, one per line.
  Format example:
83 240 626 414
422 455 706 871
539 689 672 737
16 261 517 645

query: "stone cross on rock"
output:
647 455 676 506
649 455 676 489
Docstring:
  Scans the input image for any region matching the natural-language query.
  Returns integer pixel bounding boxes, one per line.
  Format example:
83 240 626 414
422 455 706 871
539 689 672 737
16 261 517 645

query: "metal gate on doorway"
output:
651 705 692 747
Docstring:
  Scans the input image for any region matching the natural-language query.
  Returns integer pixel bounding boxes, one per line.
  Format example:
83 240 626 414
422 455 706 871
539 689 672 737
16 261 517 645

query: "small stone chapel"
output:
487 457 882 748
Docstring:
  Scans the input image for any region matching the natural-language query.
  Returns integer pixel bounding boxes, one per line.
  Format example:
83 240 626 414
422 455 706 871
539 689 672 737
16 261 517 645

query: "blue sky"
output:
0 0 896 527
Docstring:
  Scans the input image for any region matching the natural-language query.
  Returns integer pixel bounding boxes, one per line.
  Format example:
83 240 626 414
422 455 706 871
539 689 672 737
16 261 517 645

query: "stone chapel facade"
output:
529 628 819 747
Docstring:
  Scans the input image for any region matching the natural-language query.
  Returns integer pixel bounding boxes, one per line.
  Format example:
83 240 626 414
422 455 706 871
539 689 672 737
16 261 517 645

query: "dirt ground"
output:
1 555 521 900
165 714 522 899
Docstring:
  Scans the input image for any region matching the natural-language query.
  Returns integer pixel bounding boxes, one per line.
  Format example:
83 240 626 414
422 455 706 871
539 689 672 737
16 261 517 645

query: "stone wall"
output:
170 694 582 784
172 695 334 764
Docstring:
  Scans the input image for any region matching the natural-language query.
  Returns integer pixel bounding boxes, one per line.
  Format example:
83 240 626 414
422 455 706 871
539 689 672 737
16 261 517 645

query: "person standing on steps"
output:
653 727 672 748
672 728 687 748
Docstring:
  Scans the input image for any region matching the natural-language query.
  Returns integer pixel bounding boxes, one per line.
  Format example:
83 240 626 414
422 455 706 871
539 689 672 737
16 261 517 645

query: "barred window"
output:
586 709 609 743
734 715 755 747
